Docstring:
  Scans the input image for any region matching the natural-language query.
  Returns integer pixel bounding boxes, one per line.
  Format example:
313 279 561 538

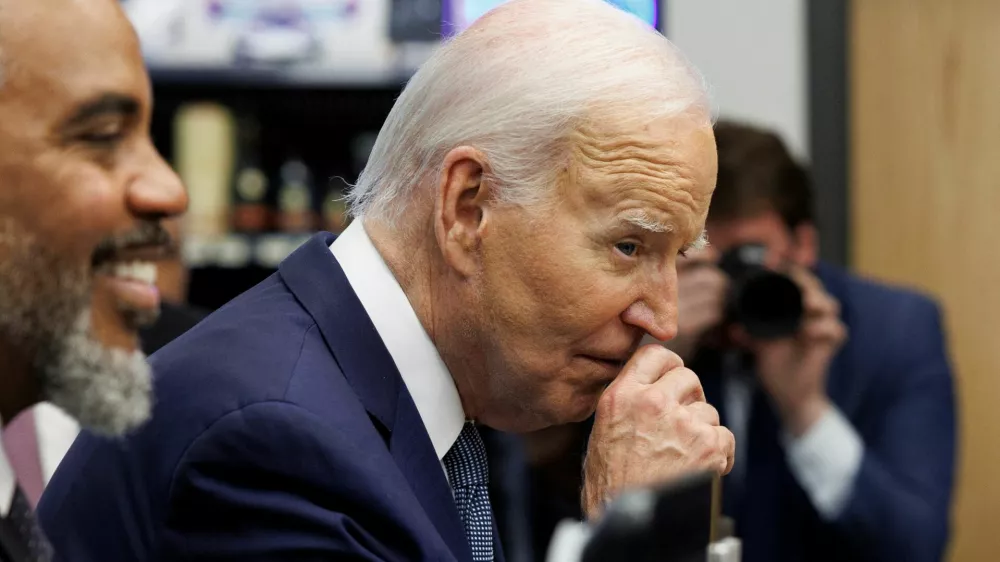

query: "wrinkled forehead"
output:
0 0 149 121
563 111 718 233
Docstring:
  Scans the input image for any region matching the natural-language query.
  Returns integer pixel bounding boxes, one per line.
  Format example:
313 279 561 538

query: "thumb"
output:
617 344 685 386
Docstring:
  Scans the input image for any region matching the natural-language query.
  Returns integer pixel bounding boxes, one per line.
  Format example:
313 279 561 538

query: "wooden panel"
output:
851 0 1000 559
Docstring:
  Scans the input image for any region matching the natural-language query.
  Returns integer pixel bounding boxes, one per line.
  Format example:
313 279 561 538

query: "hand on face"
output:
743 267 847 436
581 344 735 520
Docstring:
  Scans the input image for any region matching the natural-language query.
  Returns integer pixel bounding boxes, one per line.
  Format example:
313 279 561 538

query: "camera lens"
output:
718 244 804 340
729 271 803 340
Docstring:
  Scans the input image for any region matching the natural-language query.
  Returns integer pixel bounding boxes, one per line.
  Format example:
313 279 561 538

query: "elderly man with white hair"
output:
39 0 734 560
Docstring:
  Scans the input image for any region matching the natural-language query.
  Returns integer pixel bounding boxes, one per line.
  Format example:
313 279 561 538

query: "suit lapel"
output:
391 393 471 562
279 233 400 433
279 233 469 562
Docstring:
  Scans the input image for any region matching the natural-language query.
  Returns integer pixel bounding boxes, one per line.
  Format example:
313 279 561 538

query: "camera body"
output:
717 244 803 340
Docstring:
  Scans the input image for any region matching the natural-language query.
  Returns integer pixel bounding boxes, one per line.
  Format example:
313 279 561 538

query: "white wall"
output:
664 0 810 160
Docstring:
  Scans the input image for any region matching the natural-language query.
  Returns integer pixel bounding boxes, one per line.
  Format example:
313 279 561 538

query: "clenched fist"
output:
581 345 735 520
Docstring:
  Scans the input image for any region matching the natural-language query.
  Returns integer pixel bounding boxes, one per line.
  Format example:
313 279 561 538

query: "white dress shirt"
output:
32 404 80 486
0 403 80 517
330 220 467 478
724 368 863 520
0 425 13 518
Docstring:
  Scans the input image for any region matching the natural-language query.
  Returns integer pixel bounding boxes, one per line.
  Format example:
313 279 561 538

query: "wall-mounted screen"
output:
442 0 659 37
121 0 437 85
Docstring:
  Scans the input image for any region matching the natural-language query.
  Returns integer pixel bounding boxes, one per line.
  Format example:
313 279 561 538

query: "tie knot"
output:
444 422 489 487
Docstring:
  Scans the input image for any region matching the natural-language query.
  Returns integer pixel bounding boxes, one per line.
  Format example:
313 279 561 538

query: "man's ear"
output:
434 146 492 277
791 222 819 268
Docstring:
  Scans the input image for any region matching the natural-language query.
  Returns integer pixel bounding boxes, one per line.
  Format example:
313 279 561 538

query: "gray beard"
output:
38 312 152 437
0 219 152 436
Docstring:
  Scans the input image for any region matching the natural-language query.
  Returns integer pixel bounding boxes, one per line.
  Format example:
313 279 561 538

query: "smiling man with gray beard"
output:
0 221 171 438
0 0 188 559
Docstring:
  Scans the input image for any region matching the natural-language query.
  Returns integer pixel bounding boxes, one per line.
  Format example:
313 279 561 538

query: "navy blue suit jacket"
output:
698 263 957 562
38 233 503 562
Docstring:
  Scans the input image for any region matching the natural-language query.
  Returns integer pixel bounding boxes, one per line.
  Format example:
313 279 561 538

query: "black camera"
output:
717 244 803 340
582 471 715 562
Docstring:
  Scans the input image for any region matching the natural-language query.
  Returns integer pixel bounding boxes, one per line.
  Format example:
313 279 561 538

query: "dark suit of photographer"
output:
658 122 957 562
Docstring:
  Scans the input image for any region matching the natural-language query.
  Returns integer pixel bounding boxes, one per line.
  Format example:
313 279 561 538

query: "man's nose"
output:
126 144 188 220
621 271 679 342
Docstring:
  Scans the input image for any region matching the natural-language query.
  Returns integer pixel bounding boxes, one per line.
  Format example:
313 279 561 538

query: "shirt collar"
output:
0 418 15 517
330 220 466 460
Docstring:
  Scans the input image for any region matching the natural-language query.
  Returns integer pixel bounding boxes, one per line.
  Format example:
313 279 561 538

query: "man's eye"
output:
615 242 638 257
79 122 126 146
80 131 123 146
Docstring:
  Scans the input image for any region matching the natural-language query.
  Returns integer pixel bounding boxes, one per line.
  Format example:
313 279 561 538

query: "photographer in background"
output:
663 121 957 562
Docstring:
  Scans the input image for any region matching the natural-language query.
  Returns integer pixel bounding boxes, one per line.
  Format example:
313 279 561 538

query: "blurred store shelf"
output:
183 233 314 269
148 66 413 89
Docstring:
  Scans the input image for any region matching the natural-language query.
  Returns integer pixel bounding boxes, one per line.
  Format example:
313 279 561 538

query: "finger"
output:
680 267 729 294
678 297 726 325
681 263 727 283
718 426 736 475
786 265 823 294
651 366 705 405
679 282 728 312
687 401 720 426
800 316 848 345
678 245 718 268
787 268 840 318
803 291 839 320
618 344 684 385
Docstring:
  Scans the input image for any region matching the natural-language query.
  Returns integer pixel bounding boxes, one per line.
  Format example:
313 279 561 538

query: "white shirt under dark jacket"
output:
330 220 467 481
0 432 13 521
666 342 864 521
0 404 81 519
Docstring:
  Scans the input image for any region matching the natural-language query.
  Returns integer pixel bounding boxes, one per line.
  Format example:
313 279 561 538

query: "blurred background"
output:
115 0 999 559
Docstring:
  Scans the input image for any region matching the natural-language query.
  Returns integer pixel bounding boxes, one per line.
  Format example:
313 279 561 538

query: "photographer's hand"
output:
750 267 848 436
665 250 728 361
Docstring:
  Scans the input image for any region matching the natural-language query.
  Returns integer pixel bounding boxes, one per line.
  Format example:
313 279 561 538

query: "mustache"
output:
90 222 173 268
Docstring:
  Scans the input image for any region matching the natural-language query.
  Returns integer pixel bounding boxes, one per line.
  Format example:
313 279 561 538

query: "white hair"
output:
348 0 711 224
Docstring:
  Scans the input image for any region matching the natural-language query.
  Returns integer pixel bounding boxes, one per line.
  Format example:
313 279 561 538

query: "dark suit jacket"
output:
139 301 208 356
38 232 502 562
697 262 957 562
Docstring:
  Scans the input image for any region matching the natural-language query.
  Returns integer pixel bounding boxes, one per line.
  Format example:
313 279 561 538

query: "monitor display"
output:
442 0 659 37
121 0 432 85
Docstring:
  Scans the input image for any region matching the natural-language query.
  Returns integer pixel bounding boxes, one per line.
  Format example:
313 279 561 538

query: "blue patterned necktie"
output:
0 487 52 562
444 423 494 562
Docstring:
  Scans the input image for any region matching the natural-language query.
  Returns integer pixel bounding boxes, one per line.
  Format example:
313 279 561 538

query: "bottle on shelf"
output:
173 102 235 238
230 113 271 233
275 157 317 233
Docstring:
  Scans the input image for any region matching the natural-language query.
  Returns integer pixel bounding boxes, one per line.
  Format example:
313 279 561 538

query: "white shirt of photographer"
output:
723 360 863 519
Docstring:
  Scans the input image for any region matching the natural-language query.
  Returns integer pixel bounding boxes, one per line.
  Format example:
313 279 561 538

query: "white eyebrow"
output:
687 230 709 251
622 210 673 233
620 211 708 251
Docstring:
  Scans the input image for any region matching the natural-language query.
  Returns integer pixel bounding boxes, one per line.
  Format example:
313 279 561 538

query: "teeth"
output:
111 261 158 285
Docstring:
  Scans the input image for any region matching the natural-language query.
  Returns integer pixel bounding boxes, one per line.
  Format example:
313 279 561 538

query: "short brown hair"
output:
710 120 814 229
